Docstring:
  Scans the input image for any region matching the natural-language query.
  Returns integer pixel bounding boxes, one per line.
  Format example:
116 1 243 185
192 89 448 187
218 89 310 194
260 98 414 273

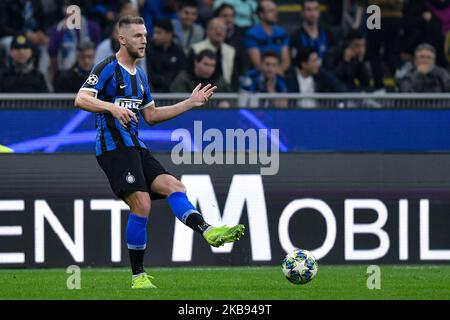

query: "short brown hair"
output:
262 51 280 62
117 15 145 29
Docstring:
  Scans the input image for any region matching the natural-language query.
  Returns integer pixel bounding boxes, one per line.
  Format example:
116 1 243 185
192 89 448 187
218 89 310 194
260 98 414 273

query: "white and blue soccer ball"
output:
282 248 318 285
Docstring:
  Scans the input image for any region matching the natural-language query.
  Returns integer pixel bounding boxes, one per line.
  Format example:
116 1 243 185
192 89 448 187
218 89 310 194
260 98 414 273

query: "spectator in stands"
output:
48 0 101 82
197 0 215 27
213 0 258 29
427 0 450 67
214 3 250 78
54 40 95 92
0 34 48 93
146 20 186 92
0 0 48 58
401 0 445 67
398 43 450 92
240 51 288 108
214 4 245 51
170 49 231 93
285 47 347 108
140 0 180 36
190 17 237 89
173 0 205 55
290 0 336 65
335 30 372 92
0 0 50 87
245 0 290 75
360 0 403 91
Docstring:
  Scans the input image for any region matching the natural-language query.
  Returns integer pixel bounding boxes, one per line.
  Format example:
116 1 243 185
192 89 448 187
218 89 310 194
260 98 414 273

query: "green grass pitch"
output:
0 265 449 300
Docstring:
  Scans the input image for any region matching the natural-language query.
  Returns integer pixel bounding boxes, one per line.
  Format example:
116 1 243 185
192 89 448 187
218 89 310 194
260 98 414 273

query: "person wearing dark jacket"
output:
0 0 49 79
0 0 47 43
171 49 232 108
0 34 48 93
398 43 450 92
170 49 231 93
146 20 186 92
286 47 347 93
290 0 336 65
54 41 95 93
285 47 346 108
334 30 372 92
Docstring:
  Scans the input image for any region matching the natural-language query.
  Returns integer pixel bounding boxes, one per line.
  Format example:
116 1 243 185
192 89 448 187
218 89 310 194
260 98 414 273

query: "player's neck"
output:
116 50 137 74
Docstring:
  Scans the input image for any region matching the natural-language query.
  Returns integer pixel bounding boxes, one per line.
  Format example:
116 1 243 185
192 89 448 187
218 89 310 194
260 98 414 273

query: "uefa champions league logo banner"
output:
2 109 450 153
0 153 450 267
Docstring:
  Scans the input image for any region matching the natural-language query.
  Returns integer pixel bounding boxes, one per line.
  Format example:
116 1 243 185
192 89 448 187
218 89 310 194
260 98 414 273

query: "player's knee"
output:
129 193 151 215
133 201 151 216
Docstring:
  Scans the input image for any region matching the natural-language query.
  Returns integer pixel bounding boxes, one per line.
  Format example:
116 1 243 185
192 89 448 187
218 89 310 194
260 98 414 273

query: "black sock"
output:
185 213 211 234
128 249 145 275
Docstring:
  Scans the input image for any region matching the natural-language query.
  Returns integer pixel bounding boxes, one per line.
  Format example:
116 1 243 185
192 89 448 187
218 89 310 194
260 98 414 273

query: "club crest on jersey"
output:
126 172 135 184
86 74 99 85
114 97 143 110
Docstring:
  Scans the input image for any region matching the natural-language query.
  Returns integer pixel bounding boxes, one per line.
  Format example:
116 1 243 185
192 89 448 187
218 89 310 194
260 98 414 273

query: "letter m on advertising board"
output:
172 175 271 262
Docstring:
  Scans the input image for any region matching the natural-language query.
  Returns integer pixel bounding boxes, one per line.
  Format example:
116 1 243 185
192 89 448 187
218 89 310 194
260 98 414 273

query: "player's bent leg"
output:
150 174 186 196
151 174 206 227
151 174 245 248
123 191 156 289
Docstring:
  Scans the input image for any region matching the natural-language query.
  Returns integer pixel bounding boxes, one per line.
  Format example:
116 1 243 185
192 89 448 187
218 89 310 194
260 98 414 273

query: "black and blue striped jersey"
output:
80 55 154 156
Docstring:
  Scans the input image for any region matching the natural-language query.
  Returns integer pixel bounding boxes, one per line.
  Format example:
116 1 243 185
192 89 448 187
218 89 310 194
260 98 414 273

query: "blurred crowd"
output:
0 0 450 101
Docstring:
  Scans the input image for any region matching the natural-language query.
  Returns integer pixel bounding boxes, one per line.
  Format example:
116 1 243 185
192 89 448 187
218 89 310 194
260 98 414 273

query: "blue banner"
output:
1 109 449 153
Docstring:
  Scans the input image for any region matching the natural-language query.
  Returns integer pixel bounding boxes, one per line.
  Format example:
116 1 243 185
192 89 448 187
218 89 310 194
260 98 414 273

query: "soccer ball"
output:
282 248 318 285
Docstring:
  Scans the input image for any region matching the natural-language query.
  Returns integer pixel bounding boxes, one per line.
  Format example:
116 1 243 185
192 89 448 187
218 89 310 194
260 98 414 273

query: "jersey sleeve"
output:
80 61 114 97
141 71 155 109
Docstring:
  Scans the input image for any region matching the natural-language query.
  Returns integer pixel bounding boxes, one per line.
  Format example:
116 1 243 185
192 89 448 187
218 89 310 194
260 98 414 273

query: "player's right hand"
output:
109 104 138 128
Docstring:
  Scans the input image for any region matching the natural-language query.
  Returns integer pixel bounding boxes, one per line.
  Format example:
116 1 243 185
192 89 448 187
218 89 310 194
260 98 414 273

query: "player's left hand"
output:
189 83 217 107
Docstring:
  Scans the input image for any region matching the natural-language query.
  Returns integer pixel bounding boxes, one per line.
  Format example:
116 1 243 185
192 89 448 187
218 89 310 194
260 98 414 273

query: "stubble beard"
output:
127 46 144 60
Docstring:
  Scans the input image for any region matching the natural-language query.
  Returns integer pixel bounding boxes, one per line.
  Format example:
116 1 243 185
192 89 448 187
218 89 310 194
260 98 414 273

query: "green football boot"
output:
203 224 245 248
131 273 157 289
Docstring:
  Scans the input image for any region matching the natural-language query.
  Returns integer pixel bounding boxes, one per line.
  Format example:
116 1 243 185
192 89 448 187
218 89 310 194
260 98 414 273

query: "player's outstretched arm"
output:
141 83 217 125
74 90 138 128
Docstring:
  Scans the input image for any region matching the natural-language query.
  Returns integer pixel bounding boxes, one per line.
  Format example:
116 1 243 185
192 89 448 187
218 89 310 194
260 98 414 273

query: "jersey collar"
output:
117 59 137 76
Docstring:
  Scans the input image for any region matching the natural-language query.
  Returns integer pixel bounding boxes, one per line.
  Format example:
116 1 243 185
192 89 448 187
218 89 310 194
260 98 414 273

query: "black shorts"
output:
96 147 172 200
